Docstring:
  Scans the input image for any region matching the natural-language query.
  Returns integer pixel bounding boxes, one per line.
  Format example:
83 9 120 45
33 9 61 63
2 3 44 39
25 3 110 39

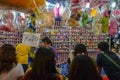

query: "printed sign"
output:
22 32 40 47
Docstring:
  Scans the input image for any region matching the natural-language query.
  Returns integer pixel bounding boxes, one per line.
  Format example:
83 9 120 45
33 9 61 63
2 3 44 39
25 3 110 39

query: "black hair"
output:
69 55 102 80
27 47 58 80
41 37 52 44
98 42 109 51
74 43 88 56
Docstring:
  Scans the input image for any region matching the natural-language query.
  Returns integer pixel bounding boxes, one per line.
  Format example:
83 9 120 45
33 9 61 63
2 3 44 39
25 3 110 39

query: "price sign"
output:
22 32 40 47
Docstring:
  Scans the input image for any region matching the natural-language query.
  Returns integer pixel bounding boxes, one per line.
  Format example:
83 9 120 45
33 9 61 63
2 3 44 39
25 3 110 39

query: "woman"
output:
23 47 64 80
69 55 102 80
69 43 88 64
0 44 24 80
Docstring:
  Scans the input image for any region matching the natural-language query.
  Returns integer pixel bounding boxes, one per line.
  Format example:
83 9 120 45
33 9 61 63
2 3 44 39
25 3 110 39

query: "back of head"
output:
98 42 109 51
74 43 87 56
29 47 58 80
41 37 52 44
69 55 102 80
0 44 17 74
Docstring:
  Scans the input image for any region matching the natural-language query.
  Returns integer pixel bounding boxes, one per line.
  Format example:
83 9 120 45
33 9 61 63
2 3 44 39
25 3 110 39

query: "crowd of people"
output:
0 36 120 80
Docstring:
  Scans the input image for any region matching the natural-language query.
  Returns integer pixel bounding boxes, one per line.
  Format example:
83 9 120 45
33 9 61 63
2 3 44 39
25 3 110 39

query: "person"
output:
111 44 120 59
69 55 102 80
111 44 119 53
69 43 88 64
65 43 89 77
41 36 58 60
16 43 30 72
23 47 64 80
0 44 24 80
96 42 120 80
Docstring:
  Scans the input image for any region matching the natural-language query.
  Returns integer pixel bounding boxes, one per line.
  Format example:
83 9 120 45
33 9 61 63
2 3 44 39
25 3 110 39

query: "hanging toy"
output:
109 20 118 36
82 12 88 27
54 3 64 26
0 10 17 32
101 16 109 33
62 0 71 26
68 10 82 28
68 18 79 27
93 14 102 35
91 8 98 18
54 3 62 21
101 10 110 33
43 9 54 28
30 13 36 27
26 24 36 32
25 14 36 32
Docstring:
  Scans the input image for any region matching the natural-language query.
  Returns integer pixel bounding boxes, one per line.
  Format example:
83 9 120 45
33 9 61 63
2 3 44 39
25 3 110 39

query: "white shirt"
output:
0 63 24 80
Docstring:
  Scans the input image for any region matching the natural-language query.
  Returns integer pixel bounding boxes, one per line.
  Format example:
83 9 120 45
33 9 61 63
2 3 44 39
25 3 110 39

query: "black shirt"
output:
97 51 120 80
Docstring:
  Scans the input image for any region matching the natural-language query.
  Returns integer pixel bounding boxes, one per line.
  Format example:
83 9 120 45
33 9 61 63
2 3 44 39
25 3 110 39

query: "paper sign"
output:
22 32 40 47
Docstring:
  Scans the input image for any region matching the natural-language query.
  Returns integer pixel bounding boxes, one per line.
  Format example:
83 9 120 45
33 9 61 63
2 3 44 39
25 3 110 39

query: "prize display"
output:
0 0 120 65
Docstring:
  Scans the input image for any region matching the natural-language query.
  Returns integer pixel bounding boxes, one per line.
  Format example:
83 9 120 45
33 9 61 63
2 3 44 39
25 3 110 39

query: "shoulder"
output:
17 63 22 66
50 46 56 50
6 63 24 80
96 53 104 66
97 53 104 59
15 63 23 70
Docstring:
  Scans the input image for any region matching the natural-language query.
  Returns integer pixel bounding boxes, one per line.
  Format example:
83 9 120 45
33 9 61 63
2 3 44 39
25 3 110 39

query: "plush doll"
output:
0 11 17 32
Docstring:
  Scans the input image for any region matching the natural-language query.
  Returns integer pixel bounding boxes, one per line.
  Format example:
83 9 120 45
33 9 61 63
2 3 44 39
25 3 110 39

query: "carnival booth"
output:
0 0 120 78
